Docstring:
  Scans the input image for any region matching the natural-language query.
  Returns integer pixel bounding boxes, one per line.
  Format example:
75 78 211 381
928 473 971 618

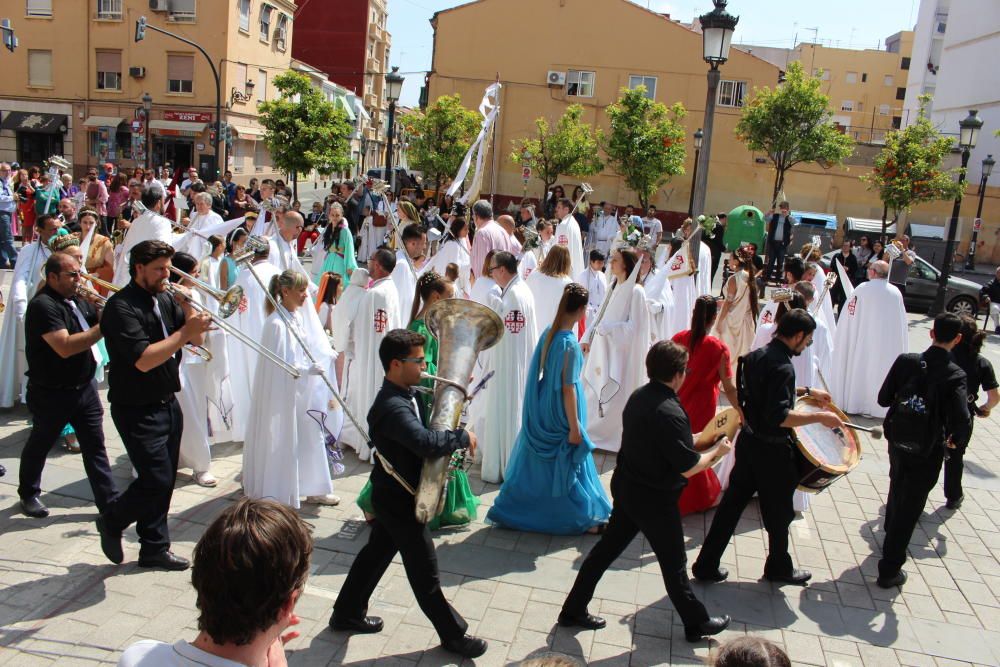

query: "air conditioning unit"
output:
547 70 566 87
149 0 169 11
129 66 146 78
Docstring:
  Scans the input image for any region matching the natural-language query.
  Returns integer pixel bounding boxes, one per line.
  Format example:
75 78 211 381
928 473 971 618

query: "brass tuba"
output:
413 299 504 523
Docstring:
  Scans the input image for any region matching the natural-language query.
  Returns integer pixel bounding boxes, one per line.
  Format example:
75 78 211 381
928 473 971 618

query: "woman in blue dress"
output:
487 283 611 535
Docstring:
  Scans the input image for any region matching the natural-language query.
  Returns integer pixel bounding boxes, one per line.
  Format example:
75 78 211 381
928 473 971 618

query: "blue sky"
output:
387 0 918 107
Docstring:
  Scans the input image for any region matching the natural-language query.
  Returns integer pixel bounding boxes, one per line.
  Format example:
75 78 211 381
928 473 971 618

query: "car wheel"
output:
948 296 977 317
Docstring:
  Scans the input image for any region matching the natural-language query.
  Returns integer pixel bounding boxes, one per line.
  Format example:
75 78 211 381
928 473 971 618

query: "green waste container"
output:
724 205 766 251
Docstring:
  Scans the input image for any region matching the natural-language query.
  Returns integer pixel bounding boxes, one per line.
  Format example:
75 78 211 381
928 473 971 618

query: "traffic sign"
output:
131 119 144 133
974 217 983 232
521 166 531 181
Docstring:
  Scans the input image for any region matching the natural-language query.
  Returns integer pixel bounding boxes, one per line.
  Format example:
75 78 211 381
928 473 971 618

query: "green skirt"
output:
356 471 479 531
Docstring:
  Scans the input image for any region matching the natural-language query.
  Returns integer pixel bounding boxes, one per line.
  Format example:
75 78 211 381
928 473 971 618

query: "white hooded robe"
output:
0 241 51 407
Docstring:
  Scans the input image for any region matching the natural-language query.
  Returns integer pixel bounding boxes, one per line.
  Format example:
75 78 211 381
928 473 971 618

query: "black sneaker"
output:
876 570 907 589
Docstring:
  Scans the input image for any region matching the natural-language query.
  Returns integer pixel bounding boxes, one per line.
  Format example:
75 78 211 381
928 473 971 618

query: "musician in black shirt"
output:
694 309 843 586
96 240 211 571
331 329 488 660
18 253 116 519
561 341 733 642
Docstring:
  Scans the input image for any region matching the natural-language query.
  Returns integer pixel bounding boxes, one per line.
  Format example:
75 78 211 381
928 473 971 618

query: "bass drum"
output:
792 397 861 493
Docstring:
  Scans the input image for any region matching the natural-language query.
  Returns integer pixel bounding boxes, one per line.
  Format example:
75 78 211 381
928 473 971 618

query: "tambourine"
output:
693 407 742 452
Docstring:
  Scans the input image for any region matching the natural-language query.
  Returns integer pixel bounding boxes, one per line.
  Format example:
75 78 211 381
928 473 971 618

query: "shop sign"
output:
164 111 213 123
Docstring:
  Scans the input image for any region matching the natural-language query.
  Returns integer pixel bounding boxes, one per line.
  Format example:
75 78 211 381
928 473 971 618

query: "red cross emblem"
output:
504 309 526 334
669 254 685 272
237 294 248 314
524 267 534 277
761 309 773 325
374 308 388 333
847 295 858 316
558 235 569 245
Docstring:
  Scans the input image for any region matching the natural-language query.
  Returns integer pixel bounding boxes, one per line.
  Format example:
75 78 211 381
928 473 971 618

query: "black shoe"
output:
20 496 49 518
137 551 190 571
946 496 963 510
692 565 729 583
764 569 811 586
0 463 6 477
558 610 606 630
876 570 907 589
329 615 384 634
95 515 124 565
685 615 731 642
441 635 488 659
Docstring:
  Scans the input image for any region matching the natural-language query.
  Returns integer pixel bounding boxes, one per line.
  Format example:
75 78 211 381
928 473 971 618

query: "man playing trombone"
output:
96 240 212 571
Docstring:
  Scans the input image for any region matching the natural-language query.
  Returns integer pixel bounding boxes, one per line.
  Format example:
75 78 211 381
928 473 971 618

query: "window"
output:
365 73 374 93
88 128 132 160
814 68 831 81
884 74 894 86
901 57 911 70
274 14 288 50
238 0 250 32
856 102 864 112
168 0 196 21
96 0 122 19
896 86 906 101
254 139 270 170
96 50 122 91
892 116 902 129
841 100 854 112
861 73 868 83
717 79 747 107
628 75 657 99
845 71 858 84
26 0 52 17
167 54 194 93
566 70 594 97
879 104 890 116
367 40 374 59
259 4 272 41
27 49 52 86
235 62 248 95
257 69 267 102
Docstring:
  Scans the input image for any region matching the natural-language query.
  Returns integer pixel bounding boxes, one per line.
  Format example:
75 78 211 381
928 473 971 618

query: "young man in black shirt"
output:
693 309 843 587
561 341 733 642
96 240 211 571
331 329 488 659
876 313 971 588
18 253 117 519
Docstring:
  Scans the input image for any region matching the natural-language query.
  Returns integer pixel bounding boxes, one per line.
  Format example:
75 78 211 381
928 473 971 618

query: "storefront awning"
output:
82 116 126 128
1 111 67 134
335 96 356 122
231 125 266 138
149 119 207 136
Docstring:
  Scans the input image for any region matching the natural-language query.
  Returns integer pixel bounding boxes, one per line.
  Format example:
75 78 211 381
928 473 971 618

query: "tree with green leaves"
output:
257 71 353 199
861 95 965 239
736 62 855 207
402 94 481 197
602 87 687 211
510 104 603 203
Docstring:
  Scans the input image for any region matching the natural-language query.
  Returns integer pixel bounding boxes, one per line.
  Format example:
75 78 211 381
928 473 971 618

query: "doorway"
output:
153 137 194 174
17 132 63 166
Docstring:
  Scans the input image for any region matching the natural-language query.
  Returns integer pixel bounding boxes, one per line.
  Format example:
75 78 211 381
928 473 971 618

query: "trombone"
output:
76 274 212 362
168 265 244 318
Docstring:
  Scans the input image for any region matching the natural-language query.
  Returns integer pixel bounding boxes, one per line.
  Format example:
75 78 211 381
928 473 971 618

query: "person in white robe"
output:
590 203 619 257
518 220 555 280
829 260 907 417
112 185 176 287
664 229 704 336
426 216 472 298
266 212 310 281
330 268 369 390
638 244 676 343
804 262 835 334
0 215 61 407
181 192 224 259
469 249 502 306
390 223 431 324
582 248 649 452
525 245 573 330
249 181 280 237
553 198 585 281
243 270 340 508
339 249 401 460
474 251 539 483
576 250 608 332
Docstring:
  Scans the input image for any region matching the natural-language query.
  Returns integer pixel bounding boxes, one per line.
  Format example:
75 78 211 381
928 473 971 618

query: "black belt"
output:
28 380 92 392
741 424 792 446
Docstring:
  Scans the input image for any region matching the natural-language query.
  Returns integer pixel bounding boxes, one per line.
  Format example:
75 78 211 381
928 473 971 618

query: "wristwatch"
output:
804 386 812 397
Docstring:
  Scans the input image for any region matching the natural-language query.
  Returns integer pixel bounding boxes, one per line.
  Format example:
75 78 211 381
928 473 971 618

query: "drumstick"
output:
837 423 883 439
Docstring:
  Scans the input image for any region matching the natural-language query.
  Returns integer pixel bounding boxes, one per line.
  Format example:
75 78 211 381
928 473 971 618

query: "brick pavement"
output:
1 300 1000 665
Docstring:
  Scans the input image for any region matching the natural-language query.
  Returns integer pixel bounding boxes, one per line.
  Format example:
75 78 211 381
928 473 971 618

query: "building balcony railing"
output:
366 57 380 74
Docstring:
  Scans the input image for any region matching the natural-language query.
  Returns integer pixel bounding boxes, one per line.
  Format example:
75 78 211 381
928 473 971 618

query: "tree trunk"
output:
771 167 783 208
880 203 888 244
292 171 298 201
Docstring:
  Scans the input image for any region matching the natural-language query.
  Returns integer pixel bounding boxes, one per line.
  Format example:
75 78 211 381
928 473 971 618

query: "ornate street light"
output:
384 66 405 192
142 92 153 170
965 153 994 270
688 128 704 217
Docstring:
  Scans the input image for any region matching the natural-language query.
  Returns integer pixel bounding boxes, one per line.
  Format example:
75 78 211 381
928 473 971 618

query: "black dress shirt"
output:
100 281 185 405
877 346 971 449
614 382 700 493
952 346 998 406
981 278 1000 303
24 285 97 389
369 379 469 501
738 339 797 442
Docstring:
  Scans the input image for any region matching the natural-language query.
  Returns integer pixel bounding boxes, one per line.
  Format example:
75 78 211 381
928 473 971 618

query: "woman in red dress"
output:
671 295 742 515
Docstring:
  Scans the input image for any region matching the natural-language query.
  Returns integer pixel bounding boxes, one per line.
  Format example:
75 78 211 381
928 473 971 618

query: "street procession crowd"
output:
2 157 1000 665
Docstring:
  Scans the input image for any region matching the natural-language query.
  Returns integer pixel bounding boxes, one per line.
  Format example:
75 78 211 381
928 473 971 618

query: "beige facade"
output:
429 0 1000 262
0 0 295 183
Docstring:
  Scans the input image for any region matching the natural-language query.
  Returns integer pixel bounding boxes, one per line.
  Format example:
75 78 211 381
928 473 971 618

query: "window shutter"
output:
28 50 52 86
96 51 120 73
168 54 194 80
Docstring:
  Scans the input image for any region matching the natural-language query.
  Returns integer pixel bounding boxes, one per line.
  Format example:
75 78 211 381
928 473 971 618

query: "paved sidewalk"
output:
1 315 1000 666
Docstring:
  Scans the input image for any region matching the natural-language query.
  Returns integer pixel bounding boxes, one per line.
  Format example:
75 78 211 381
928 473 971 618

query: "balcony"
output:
366 57 380 74
364 92 378 108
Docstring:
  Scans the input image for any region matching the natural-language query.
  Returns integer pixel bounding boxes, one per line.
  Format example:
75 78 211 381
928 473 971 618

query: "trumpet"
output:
77 273 213 362
168 265 244 318
231 234 270 266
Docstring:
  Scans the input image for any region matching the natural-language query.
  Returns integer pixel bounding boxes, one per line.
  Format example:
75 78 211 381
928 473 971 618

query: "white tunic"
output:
426 238 472 298
590 213 619 256
475 275 538 483
810 267 836 335
469 275 501 306
576 267 608 331
642 265 677 343
112 210 174 287
829 279 907 417
0 241 51 407
525 271 572 332
697 240 712 297
178 291 213 474
340 276 400 460
330 269 369 393
242 308 336 508
555 215 585 281
390 252 429 326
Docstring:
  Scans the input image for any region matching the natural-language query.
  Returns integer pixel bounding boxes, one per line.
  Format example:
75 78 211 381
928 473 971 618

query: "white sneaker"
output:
304 494 341 506
194 471 218 487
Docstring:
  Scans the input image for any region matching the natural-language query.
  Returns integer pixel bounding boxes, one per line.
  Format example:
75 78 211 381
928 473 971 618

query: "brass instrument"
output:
413 298 504 523
230 233 270 266
168 265 244 318
884 239 905 261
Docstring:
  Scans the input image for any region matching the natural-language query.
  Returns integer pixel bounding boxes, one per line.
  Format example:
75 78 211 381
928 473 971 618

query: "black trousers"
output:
764 241 788 281
563 477 709 629
18 381 117 511
694 434 798 576
333 485 467 642
710 250 723 286
105 398 182 557
880 446 944 579
943 418 974 502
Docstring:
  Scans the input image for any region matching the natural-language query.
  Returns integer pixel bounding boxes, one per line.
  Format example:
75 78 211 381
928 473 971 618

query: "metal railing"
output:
95 0 122 20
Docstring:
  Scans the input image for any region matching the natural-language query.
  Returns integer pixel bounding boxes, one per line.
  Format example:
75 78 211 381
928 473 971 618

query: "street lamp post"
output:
384 66 405 193
142 92 152 171
965 153 994 270
688 128 704 217
931 109 983 315
691 0 739 218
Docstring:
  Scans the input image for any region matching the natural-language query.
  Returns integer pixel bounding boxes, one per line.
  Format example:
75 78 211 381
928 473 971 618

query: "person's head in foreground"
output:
711 636 790 667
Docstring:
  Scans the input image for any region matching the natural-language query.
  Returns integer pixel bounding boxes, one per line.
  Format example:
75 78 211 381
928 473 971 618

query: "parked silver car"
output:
820 251 982 316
